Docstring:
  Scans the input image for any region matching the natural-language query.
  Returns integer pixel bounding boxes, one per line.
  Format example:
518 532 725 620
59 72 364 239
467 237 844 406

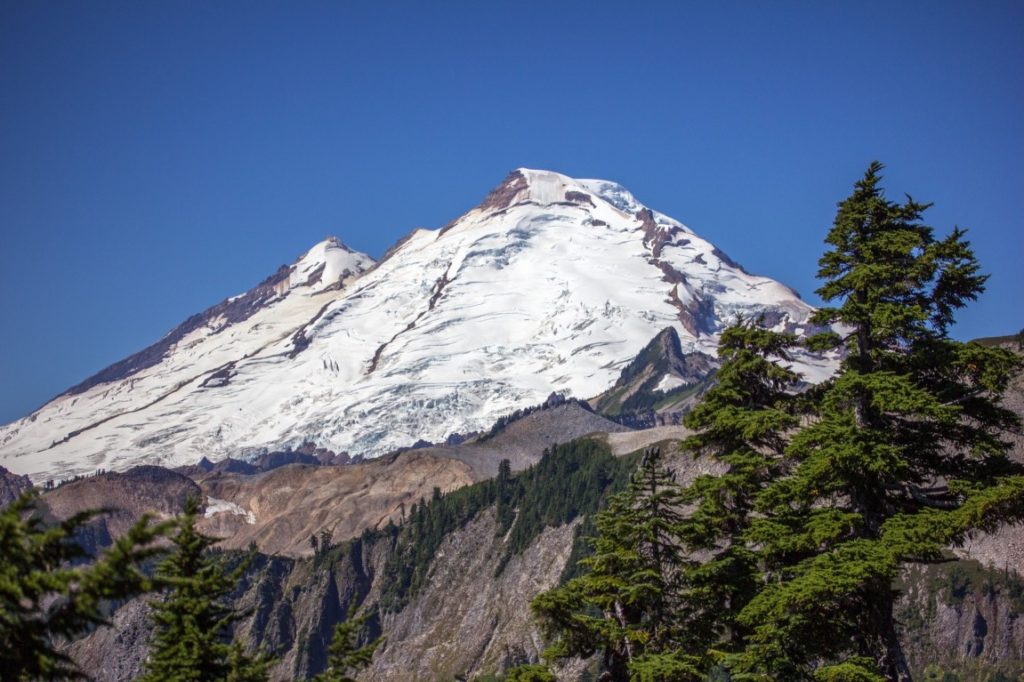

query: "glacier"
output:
0 169 829 481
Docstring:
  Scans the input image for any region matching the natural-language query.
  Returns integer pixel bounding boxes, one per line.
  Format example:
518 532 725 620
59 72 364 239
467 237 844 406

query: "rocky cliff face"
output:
898 561 1024 679
590 326 716 427
64 507 583 682
365 511 578 681
0 464 31 507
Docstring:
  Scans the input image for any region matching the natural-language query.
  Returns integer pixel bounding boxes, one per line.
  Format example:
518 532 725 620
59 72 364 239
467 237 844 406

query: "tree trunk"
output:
876 594 913 682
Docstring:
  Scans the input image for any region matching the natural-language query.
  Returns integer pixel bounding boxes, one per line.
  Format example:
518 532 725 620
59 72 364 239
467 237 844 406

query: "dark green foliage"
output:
380 442 636 612
494 458 516 534
311 609 382 682
529 164 1023 682
674 321 803 666
532 448 703 682
378 473 503 611
532 321 803 682
0 490 168 681
140 496 273 682
729 162 1024 681
504 663 557 681
498 440 635 571
558 513 601 584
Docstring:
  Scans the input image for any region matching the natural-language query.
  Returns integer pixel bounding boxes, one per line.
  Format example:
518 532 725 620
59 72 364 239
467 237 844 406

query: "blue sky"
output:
1 1 1021 424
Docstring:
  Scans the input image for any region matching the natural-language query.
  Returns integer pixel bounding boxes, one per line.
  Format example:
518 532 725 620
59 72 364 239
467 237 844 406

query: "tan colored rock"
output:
196 452 475 557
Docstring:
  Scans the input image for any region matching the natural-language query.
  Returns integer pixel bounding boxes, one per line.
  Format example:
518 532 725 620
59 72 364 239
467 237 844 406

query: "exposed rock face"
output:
40 466 199 545
475 169 530 214
898 561 1024 678
409 402 631 480
365 511 578 680
64 598 155 681
37 339 1024 680
195 452 475 557
590 326 716 426
0 464 31 507
62 506 581 682
64 547 375 682
44 422 1024 681
189 404 629 557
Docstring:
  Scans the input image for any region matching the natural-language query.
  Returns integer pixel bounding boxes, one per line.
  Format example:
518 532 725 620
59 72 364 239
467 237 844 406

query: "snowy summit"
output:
0 169 827 481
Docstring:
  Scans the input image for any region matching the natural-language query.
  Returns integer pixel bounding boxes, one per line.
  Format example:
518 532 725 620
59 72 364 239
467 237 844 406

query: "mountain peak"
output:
290 237 373 294
474 168 643 217
0 170 825 481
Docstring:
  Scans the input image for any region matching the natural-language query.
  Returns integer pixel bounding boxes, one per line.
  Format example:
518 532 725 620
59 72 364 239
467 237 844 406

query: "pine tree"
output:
531 448 698 681
0 490 168 681
495 458 516 534
731 162 1024 681
673 320 803 669
312 609 382 682
139 496 272 682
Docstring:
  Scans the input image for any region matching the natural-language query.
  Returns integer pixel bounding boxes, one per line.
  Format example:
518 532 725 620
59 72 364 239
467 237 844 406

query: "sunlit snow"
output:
0 169 831 481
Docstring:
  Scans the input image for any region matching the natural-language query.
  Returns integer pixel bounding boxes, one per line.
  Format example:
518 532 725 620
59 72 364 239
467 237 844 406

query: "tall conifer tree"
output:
675 321 803 669
732 162 1024 681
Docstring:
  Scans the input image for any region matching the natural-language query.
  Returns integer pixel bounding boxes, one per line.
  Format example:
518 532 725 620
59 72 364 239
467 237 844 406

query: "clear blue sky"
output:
1 1 1022 424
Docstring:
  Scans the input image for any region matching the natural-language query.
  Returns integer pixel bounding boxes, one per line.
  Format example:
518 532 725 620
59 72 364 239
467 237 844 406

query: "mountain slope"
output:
590 326 716 425
1 169 830 481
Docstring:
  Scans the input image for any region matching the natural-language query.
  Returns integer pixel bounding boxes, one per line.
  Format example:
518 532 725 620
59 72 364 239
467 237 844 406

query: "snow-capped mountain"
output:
0 169 829 481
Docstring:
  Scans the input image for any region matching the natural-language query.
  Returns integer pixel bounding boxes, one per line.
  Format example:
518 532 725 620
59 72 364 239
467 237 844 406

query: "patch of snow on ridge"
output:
656 374 687 392
205 497 256 525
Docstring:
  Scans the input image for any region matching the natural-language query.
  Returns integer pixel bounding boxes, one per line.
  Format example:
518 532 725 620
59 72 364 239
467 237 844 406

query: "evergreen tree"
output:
731 162 1024 681
0 490 168 681
312 610 382 682
674 321 803 668
531 448 698 681
139 496 272 682
495 458 516 534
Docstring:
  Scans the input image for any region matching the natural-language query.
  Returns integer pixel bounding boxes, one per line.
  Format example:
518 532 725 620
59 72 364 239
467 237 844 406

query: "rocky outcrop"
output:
40 466 199 545
590 326 716 425
409 402 630 480
0 464 31 507
41 347 1024 680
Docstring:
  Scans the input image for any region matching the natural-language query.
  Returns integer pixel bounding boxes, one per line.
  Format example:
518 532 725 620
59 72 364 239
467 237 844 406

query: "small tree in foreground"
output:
139 496 272 682
0 490 168 681
532 447 698 681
